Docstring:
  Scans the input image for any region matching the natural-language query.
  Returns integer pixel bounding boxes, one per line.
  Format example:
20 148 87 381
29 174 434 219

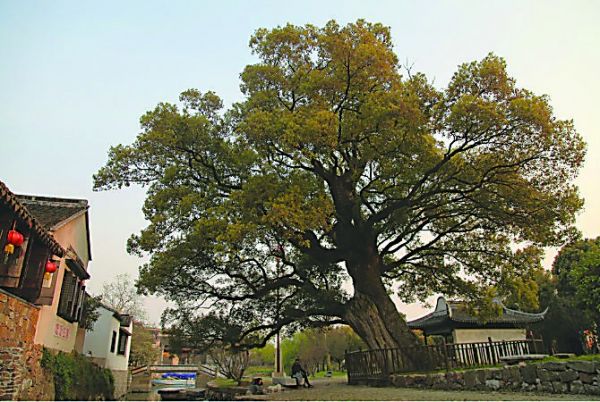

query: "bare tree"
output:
209 348 249 385
100 273 147 322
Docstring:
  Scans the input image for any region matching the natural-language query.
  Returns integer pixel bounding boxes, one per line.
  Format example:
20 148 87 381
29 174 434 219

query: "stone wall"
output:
389 360 600 395
111 369 130 399
0 288 52 400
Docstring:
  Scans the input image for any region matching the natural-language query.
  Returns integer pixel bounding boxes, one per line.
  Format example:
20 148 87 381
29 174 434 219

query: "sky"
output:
1 0 599 325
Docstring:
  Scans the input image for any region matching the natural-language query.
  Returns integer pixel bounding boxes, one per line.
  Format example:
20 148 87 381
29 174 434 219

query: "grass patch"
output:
246 366 274 376
313 370 347 378
531 354 600 363
210 377 239 387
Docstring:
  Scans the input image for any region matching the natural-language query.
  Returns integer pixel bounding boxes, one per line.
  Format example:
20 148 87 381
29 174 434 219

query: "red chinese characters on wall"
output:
54 323 70 339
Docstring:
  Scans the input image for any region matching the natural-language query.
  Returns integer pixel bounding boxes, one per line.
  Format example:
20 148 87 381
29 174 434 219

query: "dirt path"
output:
263 377 600 401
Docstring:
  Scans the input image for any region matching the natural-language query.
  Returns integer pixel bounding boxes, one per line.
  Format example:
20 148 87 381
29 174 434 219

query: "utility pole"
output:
276 331 281 374
273 244 284 376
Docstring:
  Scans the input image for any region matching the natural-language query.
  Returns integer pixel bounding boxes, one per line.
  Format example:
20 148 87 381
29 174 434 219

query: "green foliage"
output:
530 237 600 354
210 377 239 387
325 326 365 369
41 348 114 400
281 326 365 373
245 365 275 376
553 237 600 321
532 354 600 363
497 247 546 312
95 19 586 350
249 344 275 366
130 321 161 367
79 294 102 331
533 272 590 354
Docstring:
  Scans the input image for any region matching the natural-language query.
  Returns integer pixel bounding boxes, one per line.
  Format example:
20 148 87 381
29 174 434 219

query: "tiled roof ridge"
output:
447 299 546 315
17 194 88 208
407 295 547 328
15 193 89 230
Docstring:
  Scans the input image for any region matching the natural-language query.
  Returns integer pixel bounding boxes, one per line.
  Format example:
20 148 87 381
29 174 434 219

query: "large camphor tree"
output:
94 20 585 351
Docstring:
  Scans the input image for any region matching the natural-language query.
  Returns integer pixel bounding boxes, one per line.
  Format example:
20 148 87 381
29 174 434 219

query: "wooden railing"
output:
345 339 544 385
130 365 148 376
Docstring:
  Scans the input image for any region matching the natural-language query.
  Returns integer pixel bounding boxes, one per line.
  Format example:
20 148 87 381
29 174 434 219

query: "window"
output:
57 272 77 321
117 330 129 355
110 331 117 353
74 288 86 322
57 271 85 322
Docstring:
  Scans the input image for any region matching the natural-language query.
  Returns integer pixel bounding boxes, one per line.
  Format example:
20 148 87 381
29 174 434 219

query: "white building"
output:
83 303 133 398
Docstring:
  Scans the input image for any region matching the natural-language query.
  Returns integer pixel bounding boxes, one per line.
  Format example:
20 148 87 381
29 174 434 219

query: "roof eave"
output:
0 181 65 257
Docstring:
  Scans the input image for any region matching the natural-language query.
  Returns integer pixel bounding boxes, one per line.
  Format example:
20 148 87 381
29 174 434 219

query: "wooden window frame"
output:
117 330 129 355
110 330 117 353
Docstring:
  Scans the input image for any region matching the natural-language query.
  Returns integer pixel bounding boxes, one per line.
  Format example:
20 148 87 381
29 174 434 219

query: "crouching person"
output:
249 377 264 394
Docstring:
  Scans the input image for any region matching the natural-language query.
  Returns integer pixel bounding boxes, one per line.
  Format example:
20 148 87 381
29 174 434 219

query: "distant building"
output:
83 302 133 398
156 329 206 365
407 296 547 344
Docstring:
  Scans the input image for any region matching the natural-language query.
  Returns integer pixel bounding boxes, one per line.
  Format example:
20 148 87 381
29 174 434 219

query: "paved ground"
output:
263 377 600 401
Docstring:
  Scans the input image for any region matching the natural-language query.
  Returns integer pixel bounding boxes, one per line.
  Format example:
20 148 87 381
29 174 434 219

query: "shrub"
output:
41 348 115 400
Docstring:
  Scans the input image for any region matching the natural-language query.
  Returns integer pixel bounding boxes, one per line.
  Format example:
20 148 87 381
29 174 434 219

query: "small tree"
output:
79 295 102 330
129 322 161 367
325 326 365 370
297 330 328 375
209 347 249 385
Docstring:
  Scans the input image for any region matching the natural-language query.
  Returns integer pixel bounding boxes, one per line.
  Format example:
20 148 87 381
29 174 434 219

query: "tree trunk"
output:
343 281 419 350
327 177 420 350
344 248 419 349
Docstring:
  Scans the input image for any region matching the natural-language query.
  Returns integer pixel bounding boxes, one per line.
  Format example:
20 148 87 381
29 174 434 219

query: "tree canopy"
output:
553 237 600 325
94 20 585 351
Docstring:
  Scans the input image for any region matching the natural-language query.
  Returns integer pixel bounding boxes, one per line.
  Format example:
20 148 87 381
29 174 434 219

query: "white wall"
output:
452 328 526 344
52 212 90 265
82 306 132 371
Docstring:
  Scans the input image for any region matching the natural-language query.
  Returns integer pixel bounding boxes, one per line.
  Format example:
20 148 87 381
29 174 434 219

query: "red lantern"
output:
45 260 57 273
7 230 24 247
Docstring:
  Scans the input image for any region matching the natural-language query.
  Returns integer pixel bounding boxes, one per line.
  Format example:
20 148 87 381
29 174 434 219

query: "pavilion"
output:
407 296 547 344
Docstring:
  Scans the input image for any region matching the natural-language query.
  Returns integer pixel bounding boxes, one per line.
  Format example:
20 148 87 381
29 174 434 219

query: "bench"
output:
271 376 303 387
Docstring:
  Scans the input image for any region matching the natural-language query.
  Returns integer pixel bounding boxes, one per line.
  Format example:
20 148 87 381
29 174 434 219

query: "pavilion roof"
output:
407 297 547 333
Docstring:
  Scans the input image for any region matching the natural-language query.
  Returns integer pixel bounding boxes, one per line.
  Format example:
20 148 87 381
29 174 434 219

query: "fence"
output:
345 338 544 385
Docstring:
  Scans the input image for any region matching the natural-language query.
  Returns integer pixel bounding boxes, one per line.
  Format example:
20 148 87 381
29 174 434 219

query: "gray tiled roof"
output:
16 195 88 229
